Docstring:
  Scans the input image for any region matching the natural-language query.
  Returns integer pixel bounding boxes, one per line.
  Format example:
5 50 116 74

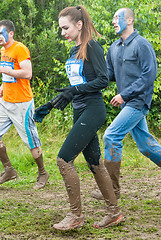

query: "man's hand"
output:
0 66 3 74
0 85 3 97
110 94 124 107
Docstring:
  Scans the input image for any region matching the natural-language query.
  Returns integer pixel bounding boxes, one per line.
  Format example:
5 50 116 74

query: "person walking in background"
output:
34 5 125 230
91 8 161 201
0 20 49 190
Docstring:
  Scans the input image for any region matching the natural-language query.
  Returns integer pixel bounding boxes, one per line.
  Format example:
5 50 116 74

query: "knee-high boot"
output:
57 157 82 216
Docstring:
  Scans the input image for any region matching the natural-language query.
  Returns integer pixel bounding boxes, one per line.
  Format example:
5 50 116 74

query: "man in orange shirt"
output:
0 20 49 189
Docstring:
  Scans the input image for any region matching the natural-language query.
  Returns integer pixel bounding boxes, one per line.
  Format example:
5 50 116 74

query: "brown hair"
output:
0 20 15 33
59 5 100 61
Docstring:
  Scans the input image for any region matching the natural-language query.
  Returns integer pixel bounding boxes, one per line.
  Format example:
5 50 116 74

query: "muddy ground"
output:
0 166 161 240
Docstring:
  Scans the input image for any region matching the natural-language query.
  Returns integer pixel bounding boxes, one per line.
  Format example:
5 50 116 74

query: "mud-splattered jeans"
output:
103 105 161 166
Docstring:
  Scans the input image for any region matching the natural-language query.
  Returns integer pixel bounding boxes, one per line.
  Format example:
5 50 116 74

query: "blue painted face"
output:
0 26 9 43
113 9 127 34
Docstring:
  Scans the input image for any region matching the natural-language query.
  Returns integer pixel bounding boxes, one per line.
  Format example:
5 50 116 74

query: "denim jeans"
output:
103 105 161 166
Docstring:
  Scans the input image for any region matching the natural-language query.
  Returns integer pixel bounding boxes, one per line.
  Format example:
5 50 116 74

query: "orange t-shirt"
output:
1 41 33 102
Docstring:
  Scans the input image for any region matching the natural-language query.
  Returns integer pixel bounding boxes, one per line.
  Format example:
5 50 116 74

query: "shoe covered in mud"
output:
0 166 17 184
33 171 49 190
93 212 125 228
91 189 104 200
52 212 85 231
91 189 120 200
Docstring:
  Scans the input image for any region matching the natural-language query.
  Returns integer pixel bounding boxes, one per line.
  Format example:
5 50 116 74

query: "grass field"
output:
0 125 161 240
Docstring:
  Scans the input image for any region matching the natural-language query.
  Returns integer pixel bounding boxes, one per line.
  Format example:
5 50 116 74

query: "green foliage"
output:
102 83 120 125
85 0 161 130
0 0 69 91
0 0 160 132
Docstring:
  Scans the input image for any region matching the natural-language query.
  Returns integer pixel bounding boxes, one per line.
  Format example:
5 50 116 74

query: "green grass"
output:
0 124 161 240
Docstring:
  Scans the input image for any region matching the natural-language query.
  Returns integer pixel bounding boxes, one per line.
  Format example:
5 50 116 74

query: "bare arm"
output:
0 59 32 80
0 84 3 97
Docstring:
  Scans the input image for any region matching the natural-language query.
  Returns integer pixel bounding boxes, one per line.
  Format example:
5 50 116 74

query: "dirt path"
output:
0 166 161 240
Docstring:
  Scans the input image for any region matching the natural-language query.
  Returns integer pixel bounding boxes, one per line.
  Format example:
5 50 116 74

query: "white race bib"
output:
1 61 17 83
65 58 86 86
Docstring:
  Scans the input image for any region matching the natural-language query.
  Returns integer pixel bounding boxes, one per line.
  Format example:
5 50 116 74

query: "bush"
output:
0 0 160 133
85 0 161 130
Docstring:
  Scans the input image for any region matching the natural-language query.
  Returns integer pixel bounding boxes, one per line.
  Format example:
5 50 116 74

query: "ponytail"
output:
59 5 100 61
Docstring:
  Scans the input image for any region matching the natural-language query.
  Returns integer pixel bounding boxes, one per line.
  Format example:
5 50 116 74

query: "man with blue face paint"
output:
112 8 127 34
91 8 161 203
0 20 49 189
0 26 9 43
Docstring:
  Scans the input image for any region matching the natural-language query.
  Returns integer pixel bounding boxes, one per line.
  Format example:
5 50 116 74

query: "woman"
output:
35 5 124 230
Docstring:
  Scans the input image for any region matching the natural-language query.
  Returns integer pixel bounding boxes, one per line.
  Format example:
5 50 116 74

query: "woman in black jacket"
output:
35 5 124 231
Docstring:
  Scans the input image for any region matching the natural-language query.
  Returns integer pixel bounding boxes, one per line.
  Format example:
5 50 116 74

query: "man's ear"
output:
127 17 134 25
76 20 83 31
9 31 14 38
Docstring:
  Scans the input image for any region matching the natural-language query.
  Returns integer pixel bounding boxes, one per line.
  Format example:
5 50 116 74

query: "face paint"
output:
113 9 127 34
0 26 9 43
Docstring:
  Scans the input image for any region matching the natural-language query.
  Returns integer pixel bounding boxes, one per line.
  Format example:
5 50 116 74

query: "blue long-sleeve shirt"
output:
106 29 157 110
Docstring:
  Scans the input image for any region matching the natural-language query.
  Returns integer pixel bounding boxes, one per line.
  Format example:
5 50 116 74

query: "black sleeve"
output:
76 40 109 93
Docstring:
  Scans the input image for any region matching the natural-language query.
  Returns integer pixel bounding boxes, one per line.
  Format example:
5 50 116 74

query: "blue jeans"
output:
103 105 161 166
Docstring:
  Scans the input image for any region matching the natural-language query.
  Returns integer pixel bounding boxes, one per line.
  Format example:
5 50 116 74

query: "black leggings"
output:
58 98 106 165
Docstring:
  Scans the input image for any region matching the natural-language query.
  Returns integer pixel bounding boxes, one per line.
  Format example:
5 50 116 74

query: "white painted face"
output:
59 16 82 45
112 9 127 34
0 26 9 45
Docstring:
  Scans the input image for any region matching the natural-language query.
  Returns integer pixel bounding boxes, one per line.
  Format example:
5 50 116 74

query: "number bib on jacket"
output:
65 58 86 86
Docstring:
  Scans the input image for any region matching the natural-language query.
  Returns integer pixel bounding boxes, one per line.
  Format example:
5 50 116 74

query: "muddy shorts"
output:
0 98 41 149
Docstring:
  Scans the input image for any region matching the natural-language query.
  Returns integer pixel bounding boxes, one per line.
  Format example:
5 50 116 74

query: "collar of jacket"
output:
116 29 138 46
